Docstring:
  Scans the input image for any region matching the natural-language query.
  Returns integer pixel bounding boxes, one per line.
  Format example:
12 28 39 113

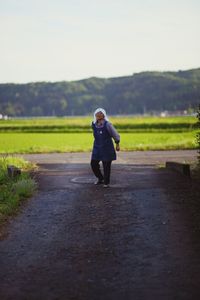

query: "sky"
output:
0 0 200 83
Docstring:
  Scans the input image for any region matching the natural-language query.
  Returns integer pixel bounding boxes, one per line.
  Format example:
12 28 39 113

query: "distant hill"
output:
0 68 200 116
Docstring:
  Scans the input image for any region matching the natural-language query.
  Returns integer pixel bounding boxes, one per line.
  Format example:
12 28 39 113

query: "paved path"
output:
0 151 200 300
22 149 197 165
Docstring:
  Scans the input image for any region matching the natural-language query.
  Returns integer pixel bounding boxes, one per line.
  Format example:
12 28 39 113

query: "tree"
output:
60 98 68 113
4 102 16 116
0 68 200 116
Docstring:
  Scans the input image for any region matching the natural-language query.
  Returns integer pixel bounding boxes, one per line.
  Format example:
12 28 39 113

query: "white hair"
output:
93 108 109 123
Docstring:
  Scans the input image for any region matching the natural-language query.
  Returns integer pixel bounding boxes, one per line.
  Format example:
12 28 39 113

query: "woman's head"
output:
95 111 104 121
93 108 109 123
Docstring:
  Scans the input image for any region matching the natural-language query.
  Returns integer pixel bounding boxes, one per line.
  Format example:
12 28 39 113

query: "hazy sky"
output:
0 0 200 83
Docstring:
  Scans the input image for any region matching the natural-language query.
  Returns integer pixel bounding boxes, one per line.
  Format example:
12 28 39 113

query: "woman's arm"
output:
106 122 120 151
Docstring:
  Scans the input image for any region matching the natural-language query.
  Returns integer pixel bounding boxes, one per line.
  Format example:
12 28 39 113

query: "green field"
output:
0 116 198 153
0 116 196 132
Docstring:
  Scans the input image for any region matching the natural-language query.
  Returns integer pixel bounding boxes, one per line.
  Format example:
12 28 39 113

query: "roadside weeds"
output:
0 155 37 227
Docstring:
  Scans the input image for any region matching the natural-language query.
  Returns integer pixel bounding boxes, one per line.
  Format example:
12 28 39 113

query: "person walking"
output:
91 108 120 188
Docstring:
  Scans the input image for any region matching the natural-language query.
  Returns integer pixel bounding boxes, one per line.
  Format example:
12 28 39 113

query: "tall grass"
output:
0 156 37 223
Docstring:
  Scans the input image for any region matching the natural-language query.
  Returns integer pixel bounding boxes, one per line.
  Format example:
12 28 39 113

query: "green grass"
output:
0 115 196 125
0 116 197 132
0 131 197 153
0 116 198 153
122 132 197 150
0 156 37 223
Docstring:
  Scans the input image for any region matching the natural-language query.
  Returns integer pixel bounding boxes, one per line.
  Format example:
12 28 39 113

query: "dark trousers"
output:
91 160 112 185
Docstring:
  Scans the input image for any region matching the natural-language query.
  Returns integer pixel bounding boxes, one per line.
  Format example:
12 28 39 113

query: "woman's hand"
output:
116 144 120 151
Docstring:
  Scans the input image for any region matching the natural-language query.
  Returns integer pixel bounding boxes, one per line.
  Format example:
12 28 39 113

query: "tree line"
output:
0 68 200 116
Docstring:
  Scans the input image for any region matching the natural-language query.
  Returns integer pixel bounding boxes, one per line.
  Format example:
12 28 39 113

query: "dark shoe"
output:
94 179 104 185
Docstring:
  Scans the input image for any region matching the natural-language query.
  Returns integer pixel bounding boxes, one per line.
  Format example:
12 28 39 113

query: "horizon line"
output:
0 66 200 85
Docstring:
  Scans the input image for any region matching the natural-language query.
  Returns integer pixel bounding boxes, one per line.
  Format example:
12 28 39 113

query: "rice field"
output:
0 116 196 132
0 116 198 153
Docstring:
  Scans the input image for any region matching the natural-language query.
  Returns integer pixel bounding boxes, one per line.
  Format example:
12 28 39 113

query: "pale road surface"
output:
23 149 197 165
0 150 200 300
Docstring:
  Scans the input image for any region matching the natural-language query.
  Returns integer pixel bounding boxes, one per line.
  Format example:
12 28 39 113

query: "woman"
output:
91 108 120 187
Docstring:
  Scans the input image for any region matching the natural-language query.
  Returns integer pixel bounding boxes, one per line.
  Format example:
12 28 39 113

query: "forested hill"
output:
0 68 200 116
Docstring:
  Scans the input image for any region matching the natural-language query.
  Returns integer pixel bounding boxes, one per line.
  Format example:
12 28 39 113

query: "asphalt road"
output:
0 150 200 300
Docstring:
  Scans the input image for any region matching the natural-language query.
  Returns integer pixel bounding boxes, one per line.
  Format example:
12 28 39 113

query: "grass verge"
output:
0 155 37 225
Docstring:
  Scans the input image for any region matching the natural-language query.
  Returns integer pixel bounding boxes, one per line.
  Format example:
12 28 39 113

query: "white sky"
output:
0 0 200 83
